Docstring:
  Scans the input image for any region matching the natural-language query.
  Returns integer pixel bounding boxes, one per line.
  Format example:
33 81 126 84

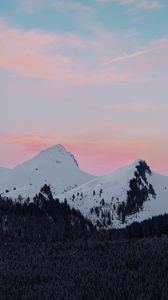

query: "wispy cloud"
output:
0 19 132 84
136 0 162 9
102 47 157 65
53 0 94 13
20 0 94 14
0 19 167 85
97 0 163 10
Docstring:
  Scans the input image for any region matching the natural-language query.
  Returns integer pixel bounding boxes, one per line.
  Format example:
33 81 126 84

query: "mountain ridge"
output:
0 144 94 198
58 158 168 229
1 144 168 229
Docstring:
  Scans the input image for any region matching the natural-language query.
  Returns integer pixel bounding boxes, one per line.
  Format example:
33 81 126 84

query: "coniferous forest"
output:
1 187 168 299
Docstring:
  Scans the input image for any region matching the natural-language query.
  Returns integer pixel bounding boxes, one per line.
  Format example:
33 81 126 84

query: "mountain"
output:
58 159 168 228
0 144 94 199
0 185 95 242
0 167 12 178
1 145 168 229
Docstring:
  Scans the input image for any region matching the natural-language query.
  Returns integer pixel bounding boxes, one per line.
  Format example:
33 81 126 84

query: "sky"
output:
0 0 168 175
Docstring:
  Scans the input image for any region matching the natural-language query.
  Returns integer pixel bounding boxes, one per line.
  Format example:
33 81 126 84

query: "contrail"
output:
102 47 157 66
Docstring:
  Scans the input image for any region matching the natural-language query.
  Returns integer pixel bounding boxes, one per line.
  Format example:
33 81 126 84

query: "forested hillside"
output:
1 187 168 299
0 185 94 242
1 237 168 300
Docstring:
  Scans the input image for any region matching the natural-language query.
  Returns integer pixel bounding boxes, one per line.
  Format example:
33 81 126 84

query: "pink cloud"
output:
0 20 131 84
0 137 151 174
47 138 152 175
0 132 60 167
0 20 81 79
0 54 71 78
0 131 151 174
1 131 168 175
0 19 167 87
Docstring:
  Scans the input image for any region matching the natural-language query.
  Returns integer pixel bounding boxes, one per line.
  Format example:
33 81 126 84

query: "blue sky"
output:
0 0 167 34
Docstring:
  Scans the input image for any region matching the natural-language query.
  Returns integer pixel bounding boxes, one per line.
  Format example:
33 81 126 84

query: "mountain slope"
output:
0 145 94 199
58 160 168 228
0 185 95 242
1 146 168 229
0 167 12 179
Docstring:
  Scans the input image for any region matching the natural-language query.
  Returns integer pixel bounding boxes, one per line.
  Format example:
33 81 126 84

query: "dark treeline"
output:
1 187 168 299
0 185 95 242
103 214 168 240
1 238 168 299
1 185 168 242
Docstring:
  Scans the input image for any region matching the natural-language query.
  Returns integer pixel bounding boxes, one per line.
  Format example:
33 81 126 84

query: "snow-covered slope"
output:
0 145 94 199
1 146 168 229
58 160 168 228
0 167 12 179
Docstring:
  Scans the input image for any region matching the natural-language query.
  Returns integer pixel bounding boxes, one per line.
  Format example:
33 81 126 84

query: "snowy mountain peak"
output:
43 144 79 167
0 167 9 171
132 159 151 172
0 145 93 198
132 159 152 184
38 144 79 167
136 159 151 168
57 158 164 229
41 144 79 167
40 144 67 154
1 148 168 231
15 144 79 172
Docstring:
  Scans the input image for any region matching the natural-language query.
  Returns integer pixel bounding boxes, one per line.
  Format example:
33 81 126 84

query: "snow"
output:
129 171 168 225
1 146 168 229
58 160 168 228
0 167 12 179
0 144 93 199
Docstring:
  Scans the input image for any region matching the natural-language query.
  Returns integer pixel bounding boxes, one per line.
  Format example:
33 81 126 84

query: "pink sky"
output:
0 131 168 175
0 1 168 175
